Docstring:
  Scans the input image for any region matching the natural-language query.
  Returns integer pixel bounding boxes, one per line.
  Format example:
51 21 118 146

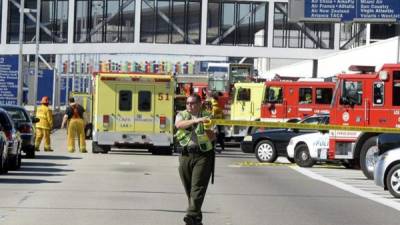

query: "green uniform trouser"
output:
179 150 214 219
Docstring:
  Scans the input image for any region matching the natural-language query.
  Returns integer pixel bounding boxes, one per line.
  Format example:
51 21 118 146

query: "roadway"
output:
0 130 399 225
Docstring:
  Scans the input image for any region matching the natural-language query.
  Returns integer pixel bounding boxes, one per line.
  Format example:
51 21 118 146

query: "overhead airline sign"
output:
0 55 18 105
290 0 400 22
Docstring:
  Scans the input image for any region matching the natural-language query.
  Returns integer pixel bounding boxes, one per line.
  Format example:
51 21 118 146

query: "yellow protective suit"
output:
67 118 86 153
66 103 86 153
35 104 53 151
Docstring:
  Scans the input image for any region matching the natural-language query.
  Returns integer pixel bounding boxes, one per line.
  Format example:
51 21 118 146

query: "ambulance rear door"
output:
232 85 252 120
134 85 155 133
115 85 135 132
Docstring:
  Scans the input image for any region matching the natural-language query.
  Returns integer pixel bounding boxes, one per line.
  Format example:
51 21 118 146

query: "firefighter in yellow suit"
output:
35 96 53 152
61 97 87 153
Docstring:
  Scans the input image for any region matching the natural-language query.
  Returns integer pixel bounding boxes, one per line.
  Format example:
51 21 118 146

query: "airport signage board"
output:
0 55 18 105
293 0 400 22
36 69 54 105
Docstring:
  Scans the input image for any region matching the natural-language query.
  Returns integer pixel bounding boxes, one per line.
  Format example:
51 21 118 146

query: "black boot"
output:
183 216 203 225
183 216 196 225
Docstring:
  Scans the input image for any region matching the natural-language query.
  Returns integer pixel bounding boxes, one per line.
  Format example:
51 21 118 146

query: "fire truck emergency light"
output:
379 71 388 81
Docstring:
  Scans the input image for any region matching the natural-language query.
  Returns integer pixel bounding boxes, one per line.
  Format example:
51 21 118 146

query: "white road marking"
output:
119 162 136 166
291 166 400 212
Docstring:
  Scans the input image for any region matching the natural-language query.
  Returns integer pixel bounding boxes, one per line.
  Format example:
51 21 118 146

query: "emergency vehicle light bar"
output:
348 65 376 73
100 76 171 82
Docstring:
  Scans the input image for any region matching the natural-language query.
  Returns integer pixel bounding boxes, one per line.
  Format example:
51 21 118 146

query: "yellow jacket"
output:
211 99 223 119
36 105 53 130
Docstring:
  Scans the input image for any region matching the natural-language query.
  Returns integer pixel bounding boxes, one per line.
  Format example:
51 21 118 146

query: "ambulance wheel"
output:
255 140 277 163
92 142 110 154
360 136 378 180
151 147 173 155
294 144 315 167
85 124 93 140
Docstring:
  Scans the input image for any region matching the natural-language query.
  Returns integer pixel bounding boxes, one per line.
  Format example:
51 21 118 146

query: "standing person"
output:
211 93 225 152
35 96 53 152
175 94 215 225
61 97 87 153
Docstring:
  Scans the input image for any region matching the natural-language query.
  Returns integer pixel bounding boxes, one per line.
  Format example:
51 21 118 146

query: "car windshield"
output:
300 116 329 125
250 116 328 135
2 107 30 122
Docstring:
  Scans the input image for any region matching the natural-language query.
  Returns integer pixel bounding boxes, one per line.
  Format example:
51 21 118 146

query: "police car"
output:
287 131 329 167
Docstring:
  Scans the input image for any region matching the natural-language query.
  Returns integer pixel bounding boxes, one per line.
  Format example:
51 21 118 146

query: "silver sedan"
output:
374 148 400 198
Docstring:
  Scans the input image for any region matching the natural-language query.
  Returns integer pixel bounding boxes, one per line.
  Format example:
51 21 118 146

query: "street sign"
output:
0 55 19 105
290 0 400 22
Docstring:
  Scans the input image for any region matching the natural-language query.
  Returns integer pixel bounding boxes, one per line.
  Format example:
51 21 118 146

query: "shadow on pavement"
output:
110 149 175 156
147 209 216 215
18 167 74 173
0 178 61 184
215 153 254 159
34 155 83 160
22 162 68 167
5 172 67 177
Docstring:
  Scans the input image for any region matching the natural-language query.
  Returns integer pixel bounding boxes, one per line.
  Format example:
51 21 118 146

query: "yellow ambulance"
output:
227 82 265 140
91 72 175 154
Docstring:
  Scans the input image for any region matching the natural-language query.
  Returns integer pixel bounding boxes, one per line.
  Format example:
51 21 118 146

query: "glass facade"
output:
75 0 135 43
0 0 2 42
207 0 268 46
273 2 334 49
1 0 377 52
7 0 68 43
140 0 201 44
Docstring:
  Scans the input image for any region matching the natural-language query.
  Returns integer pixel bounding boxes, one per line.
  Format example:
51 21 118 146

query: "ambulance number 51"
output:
158 93 170 101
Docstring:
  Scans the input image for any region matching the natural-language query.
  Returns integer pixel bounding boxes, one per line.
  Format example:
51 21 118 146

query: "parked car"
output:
287 132 329 167
374 148 400 198
241 114 329 163
0 128 8 174
0 108 22 170
376 133 400 156
0 105 39 158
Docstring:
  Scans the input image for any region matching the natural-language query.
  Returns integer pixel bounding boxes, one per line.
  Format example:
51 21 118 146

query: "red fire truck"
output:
231 80 335 139
260 80 336 121
328 64 400 179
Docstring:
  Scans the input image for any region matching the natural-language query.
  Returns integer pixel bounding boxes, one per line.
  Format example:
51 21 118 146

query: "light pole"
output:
17 0 25 106
33 0 41 114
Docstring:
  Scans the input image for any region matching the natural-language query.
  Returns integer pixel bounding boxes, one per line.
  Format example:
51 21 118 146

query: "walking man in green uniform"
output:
175 94 215 225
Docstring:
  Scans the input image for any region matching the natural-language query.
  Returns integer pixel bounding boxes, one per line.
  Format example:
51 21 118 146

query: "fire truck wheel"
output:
386 163 400 198
255 140 277 163
360 136 378 180
341 160 359 169
294 144 315 167
92 142 110 154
